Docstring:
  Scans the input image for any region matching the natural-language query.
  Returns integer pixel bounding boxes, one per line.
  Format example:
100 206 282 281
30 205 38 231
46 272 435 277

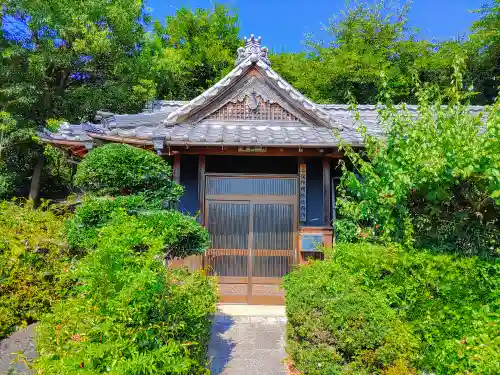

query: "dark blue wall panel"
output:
206 155 297 174
305 157 324 226
177 154 324 225
179 155 199 216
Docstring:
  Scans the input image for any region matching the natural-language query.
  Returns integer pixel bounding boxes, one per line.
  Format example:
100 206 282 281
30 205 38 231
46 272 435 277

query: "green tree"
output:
272 0 474 105
273 0 413 103
1 0 155 124
149 3 240 100
335 66 500 257
0 112 17 197
0 0 156 196
469 0 500 104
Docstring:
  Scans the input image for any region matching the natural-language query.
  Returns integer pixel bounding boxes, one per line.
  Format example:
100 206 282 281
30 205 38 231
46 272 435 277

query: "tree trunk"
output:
70 161 77 188
29 151 45 205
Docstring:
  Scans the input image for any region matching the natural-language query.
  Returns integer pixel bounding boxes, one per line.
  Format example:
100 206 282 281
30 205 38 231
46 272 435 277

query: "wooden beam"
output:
72 147 88 158
198 155 206 226
169 146 343 158
44 139 85 147
88 133 152 145
323 157 331 226
173 153 181 184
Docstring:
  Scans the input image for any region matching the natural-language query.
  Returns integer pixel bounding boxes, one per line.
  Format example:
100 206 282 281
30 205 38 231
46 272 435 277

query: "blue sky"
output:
148 0 485 51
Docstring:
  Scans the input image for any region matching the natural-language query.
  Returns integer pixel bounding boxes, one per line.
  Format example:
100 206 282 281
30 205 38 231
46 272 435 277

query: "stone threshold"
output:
216 303 286 317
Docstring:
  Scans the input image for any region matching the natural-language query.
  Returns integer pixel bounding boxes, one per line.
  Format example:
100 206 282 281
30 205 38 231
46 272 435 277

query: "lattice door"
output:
204 175 297 304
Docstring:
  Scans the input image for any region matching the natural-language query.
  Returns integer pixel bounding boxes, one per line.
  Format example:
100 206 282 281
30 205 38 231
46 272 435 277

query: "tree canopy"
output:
149 4 240 100
0 0 498 198
271 0 498 105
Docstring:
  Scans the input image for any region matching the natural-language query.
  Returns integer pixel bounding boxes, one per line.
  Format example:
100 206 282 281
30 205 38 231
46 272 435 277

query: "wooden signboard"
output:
299 163 307 222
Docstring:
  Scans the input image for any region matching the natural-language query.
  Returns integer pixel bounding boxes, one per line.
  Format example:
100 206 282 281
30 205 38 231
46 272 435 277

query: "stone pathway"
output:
0 308 288 375
208 305 287 375
0 324 37 375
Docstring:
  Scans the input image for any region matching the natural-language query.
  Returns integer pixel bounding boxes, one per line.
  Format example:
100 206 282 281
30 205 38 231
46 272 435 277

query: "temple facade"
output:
42 35 481 304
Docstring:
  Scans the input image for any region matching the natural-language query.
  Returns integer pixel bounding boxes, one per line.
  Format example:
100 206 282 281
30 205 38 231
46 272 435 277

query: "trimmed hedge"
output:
140 210 211 259
74 143 183 201
284 243 500 374
35 212 217 374
0 200 76 338
65 195 210 258
65 194 164 251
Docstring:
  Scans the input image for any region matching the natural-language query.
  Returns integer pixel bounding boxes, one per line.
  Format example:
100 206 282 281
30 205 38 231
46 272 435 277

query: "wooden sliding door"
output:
204 175 297 304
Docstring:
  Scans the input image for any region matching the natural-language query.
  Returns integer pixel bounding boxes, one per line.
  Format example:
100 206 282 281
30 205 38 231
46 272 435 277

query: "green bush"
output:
35 212 217 375
65 194 164 251
0 168 14 198
74 143 183 201
140 210 210 260
0 200 77 338
284 243 500 374
335 76 500 256
65 195 209 258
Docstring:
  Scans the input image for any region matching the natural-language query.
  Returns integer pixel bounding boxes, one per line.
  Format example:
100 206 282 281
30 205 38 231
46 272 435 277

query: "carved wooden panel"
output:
205 95 300 121
252 284 284 296
219 284 248 295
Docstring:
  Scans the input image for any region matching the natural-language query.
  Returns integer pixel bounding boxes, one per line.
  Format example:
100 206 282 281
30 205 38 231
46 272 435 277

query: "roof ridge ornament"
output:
236 34 271 66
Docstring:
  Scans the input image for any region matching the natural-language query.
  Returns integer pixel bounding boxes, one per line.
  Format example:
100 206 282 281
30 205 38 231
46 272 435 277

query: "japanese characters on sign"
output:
299 163 307 222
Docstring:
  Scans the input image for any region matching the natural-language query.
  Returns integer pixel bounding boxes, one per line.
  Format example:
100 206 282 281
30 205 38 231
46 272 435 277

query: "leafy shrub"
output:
74 143 183 201
65 194 164 251
65 195 210 259
140 210 211 260
35 212 217 375
284 243 500 374
0 200 76 338
336 76 500 257
0 168 14 198
285 246 419 374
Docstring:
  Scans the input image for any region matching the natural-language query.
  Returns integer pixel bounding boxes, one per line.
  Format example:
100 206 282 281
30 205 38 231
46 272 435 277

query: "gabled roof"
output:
163 35 341 130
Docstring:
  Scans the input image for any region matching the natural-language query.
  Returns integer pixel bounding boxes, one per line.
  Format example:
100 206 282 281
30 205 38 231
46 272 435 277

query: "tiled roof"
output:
39 35 488 151
157 122 345 146
41 103 487 148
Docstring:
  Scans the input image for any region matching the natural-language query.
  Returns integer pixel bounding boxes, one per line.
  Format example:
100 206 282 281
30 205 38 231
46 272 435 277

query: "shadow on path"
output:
207 313 287 375
208 313 236 375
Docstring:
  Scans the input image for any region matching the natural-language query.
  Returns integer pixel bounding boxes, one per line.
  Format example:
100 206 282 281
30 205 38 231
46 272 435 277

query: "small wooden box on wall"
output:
298 226 333 263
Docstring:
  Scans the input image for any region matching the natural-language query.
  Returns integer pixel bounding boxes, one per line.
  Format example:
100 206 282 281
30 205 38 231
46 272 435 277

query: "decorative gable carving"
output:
204 94 300 122
197 75 307 124
165 35 341 129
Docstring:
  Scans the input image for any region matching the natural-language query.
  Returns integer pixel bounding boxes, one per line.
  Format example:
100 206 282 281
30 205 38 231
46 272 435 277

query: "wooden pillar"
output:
172 154 181 210
298 157 306 224
173 153 181 184
331 178 337 221
198 155 206 226
323 157 331 226
29 151 45 205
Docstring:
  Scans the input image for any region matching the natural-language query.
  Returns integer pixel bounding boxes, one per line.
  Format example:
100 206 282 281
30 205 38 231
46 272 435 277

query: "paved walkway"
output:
208 305 287 375
0 324 37 375
0 308 288 375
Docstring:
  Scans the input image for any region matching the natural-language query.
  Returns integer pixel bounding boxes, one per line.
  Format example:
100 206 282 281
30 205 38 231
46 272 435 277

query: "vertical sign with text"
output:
299 163 307 222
